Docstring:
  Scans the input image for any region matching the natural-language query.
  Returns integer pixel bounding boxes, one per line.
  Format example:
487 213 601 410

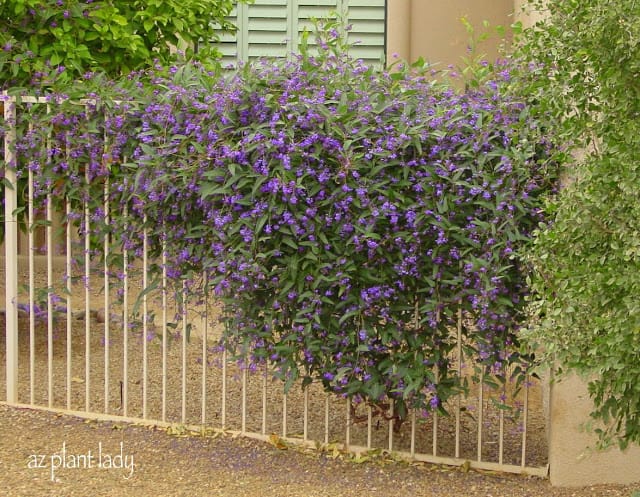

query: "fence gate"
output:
1 93 548 477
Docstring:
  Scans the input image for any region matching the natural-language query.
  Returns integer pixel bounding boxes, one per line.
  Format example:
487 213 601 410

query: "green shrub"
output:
0 0 242 89
517 0 640 448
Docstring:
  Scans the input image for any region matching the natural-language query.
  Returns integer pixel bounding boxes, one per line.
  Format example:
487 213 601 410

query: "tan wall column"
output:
549 374 640 486
386 0 412 63
408 0 512 67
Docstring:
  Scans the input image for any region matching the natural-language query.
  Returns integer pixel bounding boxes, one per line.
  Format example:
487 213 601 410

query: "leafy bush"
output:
517 0 640 447
0 0 242 89
3 26 559 423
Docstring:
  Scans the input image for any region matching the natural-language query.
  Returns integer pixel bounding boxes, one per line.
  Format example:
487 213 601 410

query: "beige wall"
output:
549 374 640 486
387 0 514 68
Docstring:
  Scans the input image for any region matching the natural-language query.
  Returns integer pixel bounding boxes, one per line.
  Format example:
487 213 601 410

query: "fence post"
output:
3 94 19 403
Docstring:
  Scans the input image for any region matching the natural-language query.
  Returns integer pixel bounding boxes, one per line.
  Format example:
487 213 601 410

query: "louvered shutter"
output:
343 0 386 65
214 0 386 68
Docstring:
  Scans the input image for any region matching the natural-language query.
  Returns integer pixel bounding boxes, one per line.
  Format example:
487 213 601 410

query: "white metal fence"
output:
1 94 548 477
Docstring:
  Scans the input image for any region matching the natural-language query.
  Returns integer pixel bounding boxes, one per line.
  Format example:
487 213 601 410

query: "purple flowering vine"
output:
1 25 560 424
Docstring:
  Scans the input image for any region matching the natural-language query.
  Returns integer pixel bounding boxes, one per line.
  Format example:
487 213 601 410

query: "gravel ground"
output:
1 403 638 497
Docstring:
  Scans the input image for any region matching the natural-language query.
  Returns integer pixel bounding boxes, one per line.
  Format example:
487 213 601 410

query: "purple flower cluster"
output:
4 33 559 420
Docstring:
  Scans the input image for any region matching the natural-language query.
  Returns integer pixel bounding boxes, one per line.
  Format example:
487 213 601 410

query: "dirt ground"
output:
1 403 638 497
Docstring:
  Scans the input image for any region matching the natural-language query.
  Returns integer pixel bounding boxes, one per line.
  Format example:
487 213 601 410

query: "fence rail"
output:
1 94 549 478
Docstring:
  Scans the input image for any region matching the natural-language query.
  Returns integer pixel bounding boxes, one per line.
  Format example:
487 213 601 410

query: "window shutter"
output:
343 0 386 66
214 0 386 68
217 5 239 67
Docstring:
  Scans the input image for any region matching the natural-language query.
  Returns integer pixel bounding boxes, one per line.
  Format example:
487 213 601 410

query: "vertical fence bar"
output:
181 283 187 424
303 387 309 442
84 159 90 411
45 101 54 408
47 192 53 408
432 389 439 456
433 309 440 456
221 349 227 429
161 234 167 422
28 166 35 405
324 395 330 445
142 217 148 419
201 289 207 426
4 95 18 403
388 399 394 451
521 376 530 467
455 306 462 459
66 199 72 410
367 406 372 450
282 393 287 438
122 205 128 417
261 364 267 435
345 399 351 449
499 391 505 465
410 410 416 458
63 126 72 410
241 368 247 434
103 177 110 413
477 372 484 462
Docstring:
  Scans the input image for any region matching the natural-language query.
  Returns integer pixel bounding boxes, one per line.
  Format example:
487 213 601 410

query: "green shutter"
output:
214 0 386 68
343 0 386 66
217 4 239 68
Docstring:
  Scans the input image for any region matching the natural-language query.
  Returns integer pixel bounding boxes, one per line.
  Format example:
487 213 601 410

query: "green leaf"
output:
49 52 63 66
282 238 298 251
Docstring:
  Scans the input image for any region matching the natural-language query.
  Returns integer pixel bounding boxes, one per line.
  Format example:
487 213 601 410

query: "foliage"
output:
1 24 560 423
516 0 640 448
0 0 243 89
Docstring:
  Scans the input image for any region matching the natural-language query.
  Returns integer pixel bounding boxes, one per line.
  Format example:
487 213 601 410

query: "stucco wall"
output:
387 0 513 67
549 374 640 486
